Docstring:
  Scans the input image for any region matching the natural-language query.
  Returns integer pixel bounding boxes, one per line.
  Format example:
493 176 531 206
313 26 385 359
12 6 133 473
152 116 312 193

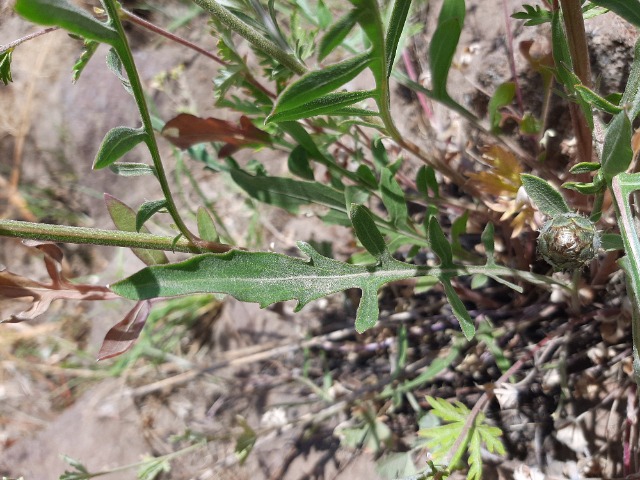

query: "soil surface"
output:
1 1 639 479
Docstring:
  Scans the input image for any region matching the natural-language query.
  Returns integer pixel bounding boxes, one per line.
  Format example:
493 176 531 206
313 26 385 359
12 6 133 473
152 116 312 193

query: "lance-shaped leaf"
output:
601 112 633 182
429 0 465 99
105 194 168 266
15 0 118 44
230 169 349 223
136 199 168 232
109 242 417 333
385 0 412 76
380 167 409 227
589 0 640 28
521 174 570 216
93 126 147 169
0 48 14 86
442 278 475 340
97 300 151 360
106 48 133 94
271 51 372 114
161 113 270 156
318 8 361 61
72 39 99 84
350 204 387 260
266 90 375 123
196 207 219 242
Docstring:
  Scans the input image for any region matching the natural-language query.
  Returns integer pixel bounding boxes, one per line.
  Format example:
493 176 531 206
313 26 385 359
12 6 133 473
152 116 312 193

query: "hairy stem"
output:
102 0 197 244
0 220 204 253
191 0 307 75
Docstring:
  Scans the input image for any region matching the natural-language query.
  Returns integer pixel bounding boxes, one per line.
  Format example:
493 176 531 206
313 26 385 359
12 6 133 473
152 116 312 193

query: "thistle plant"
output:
2 0 640 478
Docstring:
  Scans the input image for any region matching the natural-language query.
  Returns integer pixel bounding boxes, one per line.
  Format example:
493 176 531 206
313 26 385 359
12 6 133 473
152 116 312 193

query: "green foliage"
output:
418 396 505 480
520 174 570 217
0 48 14 85
93 126 147 170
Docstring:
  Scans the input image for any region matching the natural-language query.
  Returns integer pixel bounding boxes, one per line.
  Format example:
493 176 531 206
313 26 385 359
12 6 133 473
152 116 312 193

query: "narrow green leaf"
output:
349 0 385 63
481 222 495 261
267 90 375 123
550 10 573 88
385 0 412 76
0 48 14 86
288 146 314 180
109 162 157 177
575 84 623 114
428 217 453 267
416 165 439 198
318 9 360 61
109 242 417 334
372 137 389 168
93 126 147 169
72 39 99 84
569 162 601 174
350 204 388 260
196 207 219 242
521 174 571 216
136 199 168 232
380 167 408 226
601 112 633 181
104 194 168 266
589 0 640 27
488 82 515 132
15 0 118 44
235 416 257 465
442 279 475 340
106 48 132 95
272 51 371 113
620 38 640 122
229 169 350 224
429 0 465 99
562 181 602 195
356 164 378 188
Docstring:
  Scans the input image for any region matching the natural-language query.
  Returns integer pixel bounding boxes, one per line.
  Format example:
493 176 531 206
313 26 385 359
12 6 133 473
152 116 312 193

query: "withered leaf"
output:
97 300 151 360
0 242 120 323
161 113 270 156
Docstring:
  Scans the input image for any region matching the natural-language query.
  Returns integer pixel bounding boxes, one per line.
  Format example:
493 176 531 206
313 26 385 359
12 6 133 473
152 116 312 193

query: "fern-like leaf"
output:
418 396 506 480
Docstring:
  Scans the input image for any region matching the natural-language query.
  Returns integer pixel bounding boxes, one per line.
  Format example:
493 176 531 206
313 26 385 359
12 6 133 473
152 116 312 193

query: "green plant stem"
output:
0 220 203 253
0 26 58 54
191 0 307 75
120 7 275 99
102 0 196 244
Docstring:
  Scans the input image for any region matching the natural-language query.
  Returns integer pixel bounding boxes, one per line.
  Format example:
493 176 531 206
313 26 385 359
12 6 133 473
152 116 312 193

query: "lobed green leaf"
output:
110 242 417 333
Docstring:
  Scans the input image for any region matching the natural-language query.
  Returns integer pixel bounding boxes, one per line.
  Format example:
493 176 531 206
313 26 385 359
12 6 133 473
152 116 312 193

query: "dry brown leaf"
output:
97 300 151 360
161 113 271 156
0 241 120 323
